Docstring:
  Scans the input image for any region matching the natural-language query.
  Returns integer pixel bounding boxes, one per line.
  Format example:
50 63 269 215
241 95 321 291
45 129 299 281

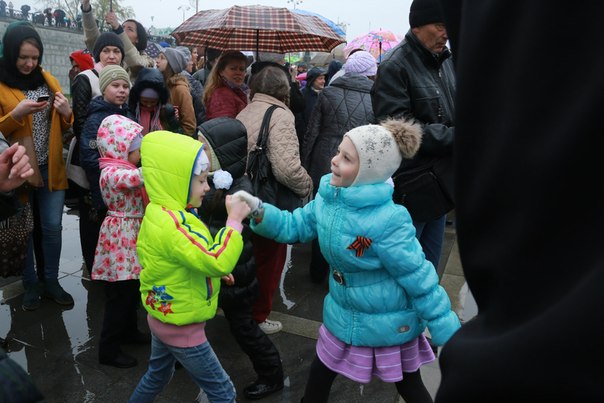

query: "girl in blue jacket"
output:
234 119 461 403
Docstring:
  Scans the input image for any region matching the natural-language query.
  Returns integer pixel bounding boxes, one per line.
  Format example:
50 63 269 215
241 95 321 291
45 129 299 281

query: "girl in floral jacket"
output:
93 114 149 369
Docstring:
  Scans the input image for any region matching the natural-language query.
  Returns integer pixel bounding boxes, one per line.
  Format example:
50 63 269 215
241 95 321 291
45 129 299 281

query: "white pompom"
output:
212 169 233 190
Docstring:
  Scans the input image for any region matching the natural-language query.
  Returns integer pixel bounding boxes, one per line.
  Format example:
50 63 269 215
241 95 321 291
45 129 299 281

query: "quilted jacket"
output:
71 69 101 139
197 117 258 307
251 174 461 347
237 93 311 199
302 73 375 192
138 131 243 326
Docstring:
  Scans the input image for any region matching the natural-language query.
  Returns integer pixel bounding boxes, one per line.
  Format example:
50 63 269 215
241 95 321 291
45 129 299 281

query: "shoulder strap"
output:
255 104 282 149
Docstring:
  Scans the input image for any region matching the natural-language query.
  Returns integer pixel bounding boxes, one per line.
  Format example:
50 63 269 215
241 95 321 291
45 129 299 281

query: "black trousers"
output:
303 355 432 403
78 191 105 272
222 301 283 383
98 280 141 360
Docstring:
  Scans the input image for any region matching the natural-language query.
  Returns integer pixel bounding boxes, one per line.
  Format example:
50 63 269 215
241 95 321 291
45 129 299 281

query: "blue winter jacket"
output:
251 174 461 347
80 96 132 210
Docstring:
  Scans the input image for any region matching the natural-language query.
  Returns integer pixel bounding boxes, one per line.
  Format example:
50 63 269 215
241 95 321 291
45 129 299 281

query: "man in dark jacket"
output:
435 2 604 402
371 0 454 278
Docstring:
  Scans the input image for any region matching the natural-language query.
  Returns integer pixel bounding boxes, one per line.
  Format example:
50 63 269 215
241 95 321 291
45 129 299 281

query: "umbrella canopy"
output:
310 43 346 66
292 9 346 37
171 5 345 54
344 29 401 62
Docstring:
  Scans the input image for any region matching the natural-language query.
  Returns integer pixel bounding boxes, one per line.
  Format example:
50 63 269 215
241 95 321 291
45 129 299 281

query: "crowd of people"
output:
3 0 458 400
3 0 596 401
0 0 81 30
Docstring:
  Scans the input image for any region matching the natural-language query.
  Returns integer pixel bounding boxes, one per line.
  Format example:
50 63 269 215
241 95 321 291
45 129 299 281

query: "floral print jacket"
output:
91 114 145 282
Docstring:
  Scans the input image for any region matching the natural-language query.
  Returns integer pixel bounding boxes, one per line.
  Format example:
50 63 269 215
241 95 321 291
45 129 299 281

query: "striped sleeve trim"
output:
162 207 234 258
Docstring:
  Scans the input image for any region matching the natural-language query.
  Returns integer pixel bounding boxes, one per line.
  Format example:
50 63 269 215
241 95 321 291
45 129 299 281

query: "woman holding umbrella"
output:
202 51 249 121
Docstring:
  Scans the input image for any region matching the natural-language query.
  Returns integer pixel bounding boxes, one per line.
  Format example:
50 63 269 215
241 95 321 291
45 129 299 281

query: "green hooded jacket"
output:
138 131 243 326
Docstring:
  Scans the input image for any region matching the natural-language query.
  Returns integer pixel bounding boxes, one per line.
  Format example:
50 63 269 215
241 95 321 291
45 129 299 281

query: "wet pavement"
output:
0 208 468 402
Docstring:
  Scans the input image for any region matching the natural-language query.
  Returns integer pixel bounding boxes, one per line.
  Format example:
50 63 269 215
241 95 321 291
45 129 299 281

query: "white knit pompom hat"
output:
344 119 423 186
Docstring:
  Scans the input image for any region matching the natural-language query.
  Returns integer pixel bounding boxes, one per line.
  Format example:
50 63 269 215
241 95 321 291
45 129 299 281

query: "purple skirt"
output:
316 325 435 384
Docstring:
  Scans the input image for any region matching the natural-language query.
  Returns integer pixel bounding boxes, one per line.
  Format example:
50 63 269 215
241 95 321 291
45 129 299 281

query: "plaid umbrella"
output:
171 5 345 53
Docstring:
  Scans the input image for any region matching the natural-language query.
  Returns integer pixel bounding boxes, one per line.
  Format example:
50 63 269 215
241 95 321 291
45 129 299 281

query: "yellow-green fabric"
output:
137 131 243 325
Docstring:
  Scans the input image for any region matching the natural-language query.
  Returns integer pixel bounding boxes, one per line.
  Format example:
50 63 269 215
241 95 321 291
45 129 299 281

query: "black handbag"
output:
0 201 34 278
246 105 302 212
392 164 454 222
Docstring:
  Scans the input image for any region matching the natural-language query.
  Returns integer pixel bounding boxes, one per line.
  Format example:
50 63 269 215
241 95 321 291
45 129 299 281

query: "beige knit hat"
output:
99 65 130 94
345 119 423 186
197 132 221 173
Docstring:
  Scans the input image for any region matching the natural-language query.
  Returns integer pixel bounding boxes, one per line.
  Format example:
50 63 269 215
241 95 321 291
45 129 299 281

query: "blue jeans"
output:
413 214 446 277
129 334 236 403
23 165 65 285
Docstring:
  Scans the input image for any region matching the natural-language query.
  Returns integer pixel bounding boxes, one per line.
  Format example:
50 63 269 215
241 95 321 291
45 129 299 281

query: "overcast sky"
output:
126 0 413 43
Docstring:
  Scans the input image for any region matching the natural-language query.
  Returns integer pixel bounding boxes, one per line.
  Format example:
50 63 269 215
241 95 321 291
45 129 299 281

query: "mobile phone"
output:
36 95 50 102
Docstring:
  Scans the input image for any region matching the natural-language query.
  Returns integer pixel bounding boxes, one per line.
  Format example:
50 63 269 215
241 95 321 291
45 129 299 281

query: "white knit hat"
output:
345 119 423 186
192 146 210 176
344 50 378 77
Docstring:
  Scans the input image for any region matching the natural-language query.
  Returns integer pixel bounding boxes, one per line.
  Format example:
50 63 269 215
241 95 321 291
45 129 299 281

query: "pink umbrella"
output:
344 29 401 62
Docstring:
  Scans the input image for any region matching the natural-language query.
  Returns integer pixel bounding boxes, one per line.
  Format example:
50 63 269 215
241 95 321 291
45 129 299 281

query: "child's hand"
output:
221 274 235 286
225 194 251 222
231 190 261 213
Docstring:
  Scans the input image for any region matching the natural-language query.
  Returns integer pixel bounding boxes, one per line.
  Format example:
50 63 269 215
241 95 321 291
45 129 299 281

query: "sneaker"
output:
22 283 41 311
258 319 282 335
43 280 74 306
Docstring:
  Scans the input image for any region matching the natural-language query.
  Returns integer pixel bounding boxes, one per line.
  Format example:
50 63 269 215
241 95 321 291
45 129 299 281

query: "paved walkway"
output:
0 210 466 402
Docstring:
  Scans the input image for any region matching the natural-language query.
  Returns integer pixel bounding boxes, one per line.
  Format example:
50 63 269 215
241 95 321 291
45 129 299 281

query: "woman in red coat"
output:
202 51 249 120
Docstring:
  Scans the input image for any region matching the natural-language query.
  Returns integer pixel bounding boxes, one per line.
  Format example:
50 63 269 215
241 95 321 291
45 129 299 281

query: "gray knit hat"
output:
162 47 188 74
99 65 131 93
175 46 192 62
